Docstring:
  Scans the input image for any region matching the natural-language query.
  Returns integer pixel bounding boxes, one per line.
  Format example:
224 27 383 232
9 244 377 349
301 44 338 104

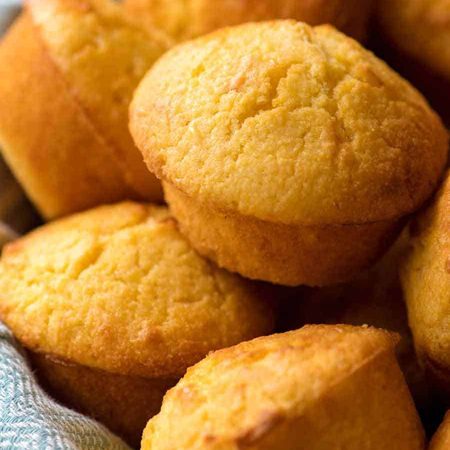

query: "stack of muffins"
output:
0 0 449 448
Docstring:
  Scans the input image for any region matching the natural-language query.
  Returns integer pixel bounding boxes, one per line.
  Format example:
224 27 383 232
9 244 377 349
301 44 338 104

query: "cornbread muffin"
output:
124 0 373 43
430 412 450 450
141 325 424 450
130 21 448 286
0 0 168 219
401 171 450 403
0 202 274 446
377 0 450 82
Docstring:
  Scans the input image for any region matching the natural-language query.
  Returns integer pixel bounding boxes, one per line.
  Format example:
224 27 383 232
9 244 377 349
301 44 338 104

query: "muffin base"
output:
30 351 177 448
164 183 404 287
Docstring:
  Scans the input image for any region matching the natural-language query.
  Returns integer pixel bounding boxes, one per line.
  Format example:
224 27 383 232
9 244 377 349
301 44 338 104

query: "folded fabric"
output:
0 322 131 450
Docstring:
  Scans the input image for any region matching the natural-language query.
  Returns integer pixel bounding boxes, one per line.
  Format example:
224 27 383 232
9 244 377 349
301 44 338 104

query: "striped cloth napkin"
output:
0 3 132 449
0 322 131 450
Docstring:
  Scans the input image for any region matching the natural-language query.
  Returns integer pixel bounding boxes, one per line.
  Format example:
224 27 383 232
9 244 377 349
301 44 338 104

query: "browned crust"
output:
142 326 424 450
0 13 157 219
30 351 177 448
164 182 404 286
234 349 423 450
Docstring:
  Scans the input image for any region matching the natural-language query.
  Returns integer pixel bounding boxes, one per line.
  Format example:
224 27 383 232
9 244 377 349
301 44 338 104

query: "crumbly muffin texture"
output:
0 202 273 378
131 21 447 226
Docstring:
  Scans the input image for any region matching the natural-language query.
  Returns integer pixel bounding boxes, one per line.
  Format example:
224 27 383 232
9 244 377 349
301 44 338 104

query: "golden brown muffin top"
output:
28 0 169 199
0 202 274 378
378 0 450 80
141 325 398 450
401 171 450 370
130 21 448 226
430 411 450 450
124 0 373 42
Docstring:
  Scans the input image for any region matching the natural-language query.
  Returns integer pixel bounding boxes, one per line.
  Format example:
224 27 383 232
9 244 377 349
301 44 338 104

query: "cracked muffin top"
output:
0 202 274 378
124 0 373 42
377 0 450 81
130 21 448 226
141 325 406 450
